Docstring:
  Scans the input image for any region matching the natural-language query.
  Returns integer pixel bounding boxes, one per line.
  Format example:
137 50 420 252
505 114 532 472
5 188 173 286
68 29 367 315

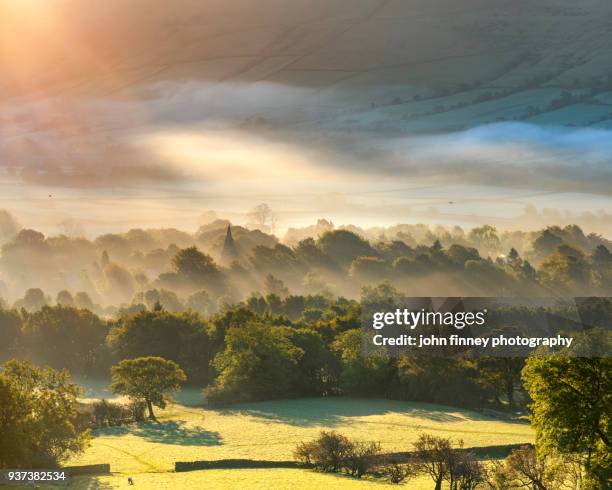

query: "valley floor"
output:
52 397 534 488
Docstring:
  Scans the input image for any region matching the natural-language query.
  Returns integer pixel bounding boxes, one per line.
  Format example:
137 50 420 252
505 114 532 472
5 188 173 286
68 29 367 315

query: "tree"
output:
0 308 21 355
111 357 186 420
538 245 591 293
350 256 388 282
412 434 455 490
294 431 354 472
0 360 89 468
14 288 48 312
172 247 218 281
108 309 211 383
412 434 481 490
101 263 136 304
186 290 213 315
522 328 611 486
264 273 289 298
484 446 583 490
474 329 525 410
142 288 184 312
56 290 75 307
246 203 277 233
74 291 95 310
533 229 563 257
332 329 394 397
21 305 108 373
475 356 523 410
468 225 500 256
291 328 339 396
318 230 375 269
447 244 480 266
206 322 302 403
591 245 612 292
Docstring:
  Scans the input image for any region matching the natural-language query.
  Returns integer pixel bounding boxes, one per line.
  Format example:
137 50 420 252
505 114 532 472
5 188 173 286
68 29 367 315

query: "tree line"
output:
2 223 612 316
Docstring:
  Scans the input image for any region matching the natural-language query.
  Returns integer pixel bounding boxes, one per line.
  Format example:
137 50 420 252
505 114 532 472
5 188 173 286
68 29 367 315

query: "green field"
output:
64 469 435 489
58 397 533 489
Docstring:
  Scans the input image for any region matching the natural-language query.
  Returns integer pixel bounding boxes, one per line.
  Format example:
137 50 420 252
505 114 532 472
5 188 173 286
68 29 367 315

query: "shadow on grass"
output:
218 397 528 428
94 420 222 446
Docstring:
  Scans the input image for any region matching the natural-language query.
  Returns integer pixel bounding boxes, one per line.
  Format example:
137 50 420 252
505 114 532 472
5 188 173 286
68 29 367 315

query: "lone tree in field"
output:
111 357 186 421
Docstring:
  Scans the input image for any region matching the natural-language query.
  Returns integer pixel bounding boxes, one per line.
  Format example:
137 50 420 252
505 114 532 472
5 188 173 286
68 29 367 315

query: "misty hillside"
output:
3 0 612 131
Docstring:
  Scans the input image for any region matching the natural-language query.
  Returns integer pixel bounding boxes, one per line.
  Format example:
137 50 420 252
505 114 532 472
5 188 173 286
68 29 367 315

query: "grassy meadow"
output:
65 469 435 489
56 397 534 488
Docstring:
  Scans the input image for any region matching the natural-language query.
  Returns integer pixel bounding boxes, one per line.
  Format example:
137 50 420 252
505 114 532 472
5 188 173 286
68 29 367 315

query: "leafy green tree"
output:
522 329 611 486
375 240 414 262
21 305 108 372
360 281 402 312
332 329 394 397
591 245 612 292
206 322 302 403
291 328 339 395
538 245 591 293
108 309 211 383
0 360 89 468
447 244 480 266
533 229 563 257
172 246 219 285
0 308 21 356
393 254 433 276
283 295 306 319
318 230 375 269
349 256 388 282
464 259 513 294
484 445 583 490
111 356 186 420
294 237 336 270
475 356 524 410
468 225 500 256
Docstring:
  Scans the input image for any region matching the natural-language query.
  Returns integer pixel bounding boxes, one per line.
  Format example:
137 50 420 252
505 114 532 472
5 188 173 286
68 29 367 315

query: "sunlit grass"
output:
64 397 533 488
65 469 435 489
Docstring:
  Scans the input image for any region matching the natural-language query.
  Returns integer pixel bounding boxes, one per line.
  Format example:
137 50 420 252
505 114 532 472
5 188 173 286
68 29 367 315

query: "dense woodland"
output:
1 280 610 407
2 208 612 316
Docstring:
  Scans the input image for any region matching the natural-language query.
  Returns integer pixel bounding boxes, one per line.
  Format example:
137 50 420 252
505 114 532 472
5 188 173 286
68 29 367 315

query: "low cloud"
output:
2 82 612 197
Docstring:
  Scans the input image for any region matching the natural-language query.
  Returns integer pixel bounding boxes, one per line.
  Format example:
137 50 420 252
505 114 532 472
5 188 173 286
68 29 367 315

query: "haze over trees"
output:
1 216 612 318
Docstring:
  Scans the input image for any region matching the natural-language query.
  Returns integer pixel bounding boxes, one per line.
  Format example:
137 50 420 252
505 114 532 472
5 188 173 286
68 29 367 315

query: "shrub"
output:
345 441 381 478
294 431 381 478
294 431 354 473
91 399 145 427
378 455 415 484
412 434 484 490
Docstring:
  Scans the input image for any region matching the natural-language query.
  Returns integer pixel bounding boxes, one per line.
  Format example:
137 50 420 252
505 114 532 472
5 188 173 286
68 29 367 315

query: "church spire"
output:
221 224 238 262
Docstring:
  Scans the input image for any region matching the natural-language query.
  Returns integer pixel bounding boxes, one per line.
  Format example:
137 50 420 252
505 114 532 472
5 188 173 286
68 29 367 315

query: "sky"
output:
2 1 612 238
